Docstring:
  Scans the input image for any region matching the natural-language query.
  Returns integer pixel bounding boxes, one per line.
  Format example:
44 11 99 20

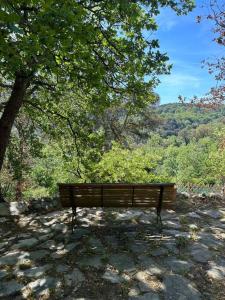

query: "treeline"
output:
1 103 224 201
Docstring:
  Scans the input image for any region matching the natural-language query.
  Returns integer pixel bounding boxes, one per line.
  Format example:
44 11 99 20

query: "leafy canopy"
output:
0 0 194 104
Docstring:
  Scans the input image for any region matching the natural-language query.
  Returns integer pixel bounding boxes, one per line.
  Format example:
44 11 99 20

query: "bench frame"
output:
58 183 176 232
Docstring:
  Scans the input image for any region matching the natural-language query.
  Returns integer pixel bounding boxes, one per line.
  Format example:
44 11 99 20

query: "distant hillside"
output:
153 103 225 137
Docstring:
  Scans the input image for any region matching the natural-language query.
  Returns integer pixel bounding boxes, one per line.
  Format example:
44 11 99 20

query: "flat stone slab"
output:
64 268 85 287
163 258 193 274
207 260 225 280
22 276 59 298
0 269 8 280
198 209 223 219
190 243 213 263
129 292 160 300
12 238 39 249
0 280 24 298
14 264 51 278
29 249 50 260
102 270 124 284
109 254 136 272
0 250 29 266
163 274 201 300
116 211 143 221
77 255 104 269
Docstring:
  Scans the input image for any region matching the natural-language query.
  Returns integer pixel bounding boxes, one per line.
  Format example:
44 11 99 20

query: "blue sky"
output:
152 0 224 104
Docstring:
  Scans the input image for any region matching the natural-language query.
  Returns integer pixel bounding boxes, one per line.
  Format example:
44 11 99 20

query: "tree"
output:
181 0 224 107
0 0 194 201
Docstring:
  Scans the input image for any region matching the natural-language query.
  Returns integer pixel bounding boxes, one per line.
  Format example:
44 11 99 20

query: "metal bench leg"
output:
156 212 163 233
71 206 76 233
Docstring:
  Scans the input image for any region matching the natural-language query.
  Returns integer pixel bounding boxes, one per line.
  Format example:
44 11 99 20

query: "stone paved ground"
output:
0 202 225 299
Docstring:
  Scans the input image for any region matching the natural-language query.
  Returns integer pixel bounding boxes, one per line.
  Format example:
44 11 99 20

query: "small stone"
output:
163 274 201 300
14 264 51 279
128 287 140 297
102 270 123 284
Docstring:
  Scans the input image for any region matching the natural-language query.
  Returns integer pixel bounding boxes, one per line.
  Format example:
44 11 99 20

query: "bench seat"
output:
58 183 176 231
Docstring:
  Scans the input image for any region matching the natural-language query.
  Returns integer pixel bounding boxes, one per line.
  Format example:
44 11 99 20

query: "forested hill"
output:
153 103 225 138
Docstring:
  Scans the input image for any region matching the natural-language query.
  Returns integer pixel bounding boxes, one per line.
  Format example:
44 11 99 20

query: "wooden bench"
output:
58 183 176 231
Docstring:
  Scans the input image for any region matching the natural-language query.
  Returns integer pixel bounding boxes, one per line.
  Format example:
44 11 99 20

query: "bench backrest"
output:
58 183 176 209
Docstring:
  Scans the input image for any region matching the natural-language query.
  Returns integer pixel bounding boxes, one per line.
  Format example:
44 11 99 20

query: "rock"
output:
176 192 190 200
70 228 90 240
164 258 193 273
12 237 39 250
10 201 28 215
14 264 52 279
190 243 213 263
0 280 24 298
163 274 201 300
151 247 169 257
128 286 140 297
137 255 162 274
64 268 85 288
208 193 223 200
88 237 105 254
52 223 68 233
186 212 201 219
163 241 179 255
0 250 29 266
129 292 160 300
77 255 103 269
198 233 223 250
0 202 10 216
40 239 56 250
135 271 154 293
116 211 143 221
56 264 70 273
22 276 60 298
65 242 80 252
30 250 49 260
28 197 61 213
109 254 136 272
164 219 181 229
130 241 149 254
102 270 123 284
207 260 225 280
198 209 223 219
0 269 8 280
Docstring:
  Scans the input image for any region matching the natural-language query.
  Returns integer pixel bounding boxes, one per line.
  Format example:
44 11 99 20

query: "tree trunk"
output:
0 75 28 202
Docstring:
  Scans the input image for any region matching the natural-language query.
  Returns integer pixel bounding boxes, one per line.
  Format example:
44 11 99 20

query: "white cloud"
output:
159 73 201 88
